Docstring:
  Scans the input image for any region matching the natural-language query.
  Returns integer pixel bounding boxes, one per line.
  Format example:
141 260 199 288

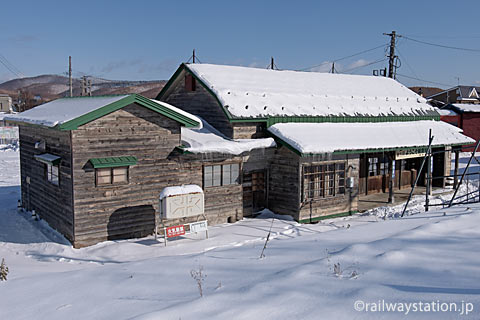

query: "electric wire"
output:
340 58 388 74
402 36 480 53
298 43 388 71
396 73 455 88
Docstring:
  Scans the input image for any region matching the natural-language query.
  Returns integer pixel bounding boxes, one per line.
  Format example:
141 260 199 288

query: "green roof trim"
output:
57 93 199 131
299 210 357 223
269 130 469 158
157 63 234 121
89 156 137 169
157 64 440 125
34 153 62 166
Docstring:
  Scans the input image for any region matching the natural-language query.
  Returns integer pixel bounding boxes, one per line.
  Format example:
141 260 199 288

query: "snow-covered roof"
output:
449 103 480 113
4 95 200 129
159 184 203 200
436 108 458 116
268 120 475 155
181 118 275 155
5 95 128 127
149 99 202 128
185 63 438 119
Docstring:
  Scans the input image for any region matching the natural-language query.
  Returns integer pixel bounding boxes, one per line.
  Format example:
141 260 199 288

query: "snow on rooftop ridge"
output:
268 120 475 154
150 99 202 129
159 184 203 200
186 63 434 119
450 103 480 113
181 117 276 155
4 95 128 127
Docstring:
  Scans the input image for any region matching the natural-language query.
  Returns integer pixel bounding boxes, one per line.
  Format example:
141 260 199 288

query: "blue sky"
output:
1 0 479 89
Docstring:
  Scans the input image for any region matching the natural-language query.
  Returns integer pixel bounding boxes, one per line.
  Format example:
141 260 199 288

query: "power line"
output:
396 73 455 88
340 58 388 74
0 53 24 78
395 47 420 82
298 43 388 71
402 35 480 53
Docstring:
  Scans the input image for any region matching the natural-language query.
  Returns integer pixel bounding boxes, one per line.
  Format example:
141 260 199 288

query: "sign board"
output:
190 221 208 233
395 148 427 160
166 225 185 238
161 192 204 219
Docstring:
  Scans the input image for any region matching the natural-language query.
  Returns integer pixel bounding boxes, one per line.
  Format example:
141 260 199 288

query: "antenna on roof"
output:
193 49 196 64
331 62 335 74
270 57 274 69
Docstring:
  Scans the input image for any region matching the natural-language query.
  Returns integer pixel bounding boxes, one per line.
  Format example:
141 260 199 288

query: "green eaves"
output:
57 94 200 131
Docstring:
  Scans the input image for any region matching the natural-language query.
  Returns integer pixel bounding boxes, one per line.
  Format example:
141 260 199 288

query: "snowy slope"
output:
186 63 438 119
1 149 480 319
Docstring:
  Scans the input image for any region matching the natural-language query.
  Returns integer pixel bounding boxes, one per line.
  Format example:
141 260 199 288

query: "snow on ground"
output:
1 147 480 319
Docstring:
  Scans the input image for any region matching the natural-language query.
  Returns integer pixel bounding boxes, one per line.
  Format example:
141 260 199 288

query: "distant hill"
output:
0 75 166 105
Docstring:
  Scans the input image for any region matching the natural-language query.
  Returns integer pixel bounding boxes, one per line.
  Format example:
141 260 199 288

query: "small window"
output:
185 74 196 92
96 166 129 186
47 164 59 186
203 163 240 188
368 158 379 176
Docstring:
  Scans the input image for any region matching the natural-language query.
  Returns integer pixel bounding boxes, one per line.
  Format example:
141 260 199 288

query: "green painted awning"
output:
34 153 62 165
89 156 137 168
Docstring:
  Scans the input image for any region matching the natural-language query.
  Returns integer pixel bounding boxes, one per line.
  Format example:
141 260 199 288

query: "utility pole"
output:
68 56 72 97
193 49 196 64
383 31 398 79
88 78 92 96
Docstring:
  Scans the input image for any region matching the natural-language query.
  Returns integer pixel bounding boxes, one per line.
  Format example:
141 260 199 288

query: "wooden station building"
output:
6 64 474 247
157 63 474 222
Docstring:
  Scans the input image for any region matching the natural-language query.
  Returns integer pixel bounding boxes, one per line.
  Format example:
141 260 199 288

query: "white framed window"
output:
303 162 346 201
47 164 59 186
203 163 240 188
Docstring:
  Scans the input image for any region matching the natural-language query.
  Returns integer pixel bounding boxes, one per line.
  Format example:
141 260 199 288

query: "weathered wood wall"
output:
162 69 234 138
232 122 266 139
267 146 301 219
19 126 74 241
71 103 243 247
298 153 360 222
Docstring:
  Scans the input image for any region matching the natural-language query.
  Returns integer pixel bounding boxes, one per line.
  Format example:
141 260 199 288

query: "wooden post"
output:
425 130 432 212
388 153 395 203
453 149 460 189
365 155 369 195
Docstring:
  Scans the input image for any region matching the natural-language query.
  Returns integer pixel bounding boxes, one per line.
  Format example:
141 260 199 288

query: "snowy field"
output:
1 146 480 319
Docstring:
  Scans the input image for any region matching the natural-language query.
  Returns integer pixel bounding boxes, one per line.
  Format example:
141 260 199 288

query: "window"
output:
96 166 129 186
185 74 196 92
380 157 389 175
47 164 59 186
203 163 239 188
303 162 346 201
368 157 379 176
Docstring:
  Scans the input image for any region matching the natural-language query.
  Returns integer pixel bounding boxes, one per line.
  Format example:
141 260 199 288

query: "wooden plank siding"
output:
267 146 301 219
69 103 243 247
231 122 267 139
19 126 74 241
162 69 234 138
298 154 360 221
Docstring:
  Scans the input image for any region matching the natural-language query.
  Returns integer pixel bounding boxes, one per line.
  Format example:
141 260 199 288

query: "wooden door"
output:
242 170 266 216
